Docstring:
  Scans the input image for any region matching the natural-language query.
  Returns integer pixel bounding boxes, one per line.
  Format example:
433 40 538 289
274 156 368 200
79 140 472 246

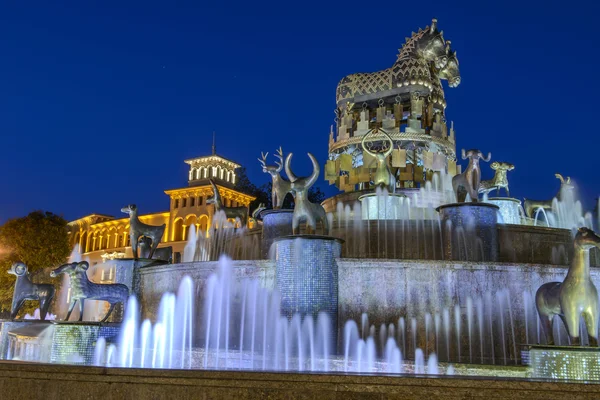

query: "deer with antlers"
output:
258 147 292 209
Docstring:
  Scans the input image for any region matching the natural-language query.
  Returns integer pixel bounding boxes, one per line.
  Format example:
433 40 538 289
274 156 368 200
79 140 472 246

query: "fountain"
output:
2 17 600 399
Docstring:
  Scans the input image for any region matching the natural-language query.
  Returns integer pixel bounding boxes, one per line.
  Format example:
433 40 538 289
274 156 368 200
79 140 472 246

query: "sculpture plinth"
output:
358 193 407 220
273 235 343 345
527 345 600 380
260 209 294 258
437 203 499 262
486 197 522 225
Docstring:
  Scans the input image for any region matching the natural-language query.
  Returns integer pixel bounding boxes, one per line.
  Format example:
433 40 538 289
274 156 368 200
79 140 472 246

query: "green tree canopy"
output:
0 211 70 315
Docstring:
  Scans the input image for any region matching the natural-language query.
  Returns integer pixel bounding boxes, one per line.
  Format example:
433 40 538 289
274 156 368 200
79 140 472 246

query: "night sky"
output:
1 1 599 223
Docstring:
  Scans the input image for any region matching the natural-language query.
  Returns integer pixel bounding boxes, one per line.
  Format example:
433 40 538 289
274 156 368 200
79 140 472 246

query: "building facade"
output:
67 152 255 265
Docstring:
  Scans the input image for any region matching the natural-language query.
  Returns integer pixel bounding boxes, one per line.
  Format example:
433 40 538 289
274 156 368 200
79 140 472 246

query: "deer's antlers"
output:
258 152 269 167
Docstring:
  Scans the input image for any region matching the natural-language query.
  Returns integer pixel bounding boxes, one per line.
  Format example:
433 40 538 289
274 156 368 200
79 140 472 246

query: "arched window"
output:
198 215 209 234
173 218 184 242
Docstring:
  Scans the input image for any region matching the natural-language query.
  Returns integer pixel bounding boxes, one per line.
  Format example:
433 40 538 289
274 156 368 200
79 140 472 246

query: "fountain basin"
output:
259 209 294 258
437 202 499 262
486 197 522 225
358 193 408 220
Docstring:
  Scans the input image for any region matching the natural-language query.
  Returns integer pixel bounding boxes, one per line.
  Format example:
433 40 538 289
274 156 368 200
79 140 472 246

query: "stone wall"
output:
139 257 600 365
1 362 600 399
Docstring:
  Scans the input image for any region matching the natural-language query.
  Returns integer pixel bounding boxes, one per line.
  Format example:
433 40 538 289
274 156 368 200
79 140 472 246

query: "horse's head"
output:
50 261 89 278
574 227 600 250
121 204 137 216
415 19 448 66
491 162 515 172
438 49 460 88
8 262 28 277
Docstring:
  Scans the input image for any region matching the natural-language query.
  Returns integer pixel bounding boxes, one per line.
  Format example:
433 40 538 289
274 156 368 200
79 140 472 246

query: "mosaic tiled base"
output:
260 209 294 258
273 236 342 343
529 345 600 380
437 203 499 262
486 197 522 225
0 320 119 364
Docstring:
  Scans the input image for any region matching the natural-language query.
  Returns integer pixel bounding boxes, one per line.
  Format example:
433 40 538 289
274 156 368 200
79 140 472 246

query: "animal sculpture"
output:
121 204 166 259
7 262 55 320
535 227 600 346
452 149 491 203
523 174 574 218
207 179 248 227
258 147 292 209
284 152 329 235
336 19 457 105
478 162 514 197
361 129 396 193
139 237 172 262
50 261 129 322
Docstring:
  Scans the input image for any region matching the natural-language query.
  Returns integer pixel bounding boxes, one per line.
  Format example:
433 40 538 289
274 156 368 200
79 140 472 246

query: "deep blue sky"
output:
1 1 599 223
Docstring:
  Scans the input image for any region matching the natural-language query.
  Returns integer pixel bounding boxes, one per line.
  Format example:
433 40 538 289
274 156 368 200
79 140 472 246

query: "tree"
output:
0 211 70 317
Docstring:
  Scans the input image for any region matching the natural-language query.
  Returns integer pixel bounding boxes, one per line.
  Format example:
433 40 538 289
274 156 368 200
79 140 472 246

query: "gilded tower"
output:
326 19 460 192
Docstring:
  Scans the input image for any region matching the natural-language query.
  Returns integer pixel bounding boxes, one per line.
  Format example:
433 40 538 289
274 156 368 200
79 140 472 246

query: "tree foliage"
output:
0 211 70 316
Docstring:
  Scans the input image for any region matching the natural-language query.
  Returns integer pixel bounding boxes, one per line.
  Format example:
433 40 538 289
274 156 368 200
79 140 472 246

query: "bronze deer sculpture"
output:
258 147 292 209
121 204 166 259
536 227 600 346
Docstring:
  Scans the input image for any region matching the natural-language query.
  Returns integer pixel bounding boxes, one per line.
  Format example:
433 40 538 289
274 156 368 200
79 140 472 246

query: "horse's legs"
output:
65 300 77 321
149 237 159 259
131 234 139 259
10 299 25 320
562 309 580 345
39 297 49 320
100 303 116 323
78 299 85 322
584 304 599 346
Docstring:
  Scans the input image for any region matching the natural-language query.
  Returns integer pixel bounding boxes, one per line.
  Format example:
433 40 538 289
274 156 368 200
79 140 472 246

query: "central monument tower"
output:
326 19 460 197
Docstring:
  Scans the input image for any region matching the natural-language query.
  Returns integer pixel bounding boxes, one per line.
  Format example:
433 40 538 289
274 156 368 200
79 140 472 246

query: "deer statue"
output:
284 152 329 235
249 203 267 228
478 161 515 197
139 237 173 262
523 174 574 218
7 262 55 320
258 147 292 209
50 261 129 323
452 149 491 203
207 179 248 227
536 227 600 346
361 129 396 193
121 204 166 259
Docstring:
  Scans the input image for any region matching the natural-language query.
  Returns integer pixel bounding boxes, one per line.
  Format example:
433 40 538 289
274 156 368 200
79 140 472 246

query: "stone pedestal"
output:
486 197 522 225
437 203 499 262
260 209 294 258
528 345 600 380
358 193 407 220
272 235 343 344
